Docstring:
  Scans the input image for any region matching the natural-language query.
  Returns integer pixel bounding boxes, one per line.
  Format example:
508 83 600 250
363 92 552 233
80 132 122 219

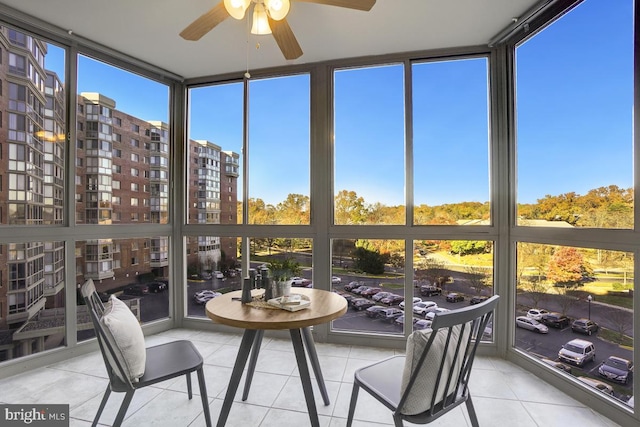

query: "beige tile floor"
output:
0 328 623 427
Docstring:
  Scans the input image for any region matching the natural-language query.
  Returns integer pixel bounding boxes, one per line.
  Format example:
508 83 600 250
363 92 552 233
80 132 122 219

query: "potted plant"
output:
267 257 301 299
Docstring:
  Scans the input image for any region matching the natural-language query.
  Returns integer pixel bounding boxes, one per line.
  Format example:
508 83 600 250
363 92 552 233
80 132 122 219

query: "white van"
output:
558 339 595 366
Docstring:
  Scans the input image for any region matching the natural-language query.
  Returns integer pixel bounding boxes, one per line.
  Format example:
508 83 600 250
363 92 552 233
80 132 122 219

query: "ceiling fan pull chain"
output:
245 10 251 79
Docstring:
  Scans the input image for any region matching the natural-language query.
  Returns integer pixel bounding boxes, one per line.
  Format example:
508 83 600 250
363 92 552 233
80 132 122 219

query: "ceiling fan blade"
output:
269 17 303 60
180 2 230 41
295 0 376 12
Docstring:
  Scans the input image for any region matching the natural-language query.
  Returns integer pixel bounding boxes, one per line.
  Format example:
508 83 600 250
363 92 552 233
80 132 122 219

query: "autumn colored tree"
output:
334 190 369 225
276 193 310 224
547 247 589 286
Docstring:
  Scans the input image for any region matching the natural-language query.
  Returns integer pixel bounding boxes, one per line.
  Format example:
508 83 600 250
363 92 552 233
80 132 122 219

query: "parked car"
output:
331 276 342 284
213 270 224 279
598 356 633 384
541 312 570 328
413 319 432 331
361 287 382 297
412 301 438 317
445 292 464 303
526 308 550 321
469 295 489 305
201 271 212 280
352 285 371 295
577 377 614 395
290 277 310 287
147 281 168 293
344 281 362 292
399 297 421 310
380 294 404 306
420 285 442 297
351 298 376 311
515 316 549 333
365 305 387 318
193 290 222 304
372 291 393 302
571 318 599 336
376 307 403 322
123 284 149 296
558 339 596 367
394 315 418 327
424 307 451 321
541 358 572 373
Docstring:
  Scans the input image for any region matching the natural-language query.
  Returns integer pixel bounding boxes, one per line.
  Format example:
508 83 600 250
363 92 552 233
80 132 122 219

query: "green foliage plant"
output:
268 257 301 282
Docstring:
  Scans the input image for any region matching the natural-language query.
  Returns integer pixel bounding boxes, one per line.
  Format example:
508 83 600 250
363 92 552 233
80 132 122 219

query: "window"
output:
131 168 139 177
113 133 121 142
131 153 139 162
8 52 26 75
131 138 139 148
515 1 633 230
334 65 404 225
512 0 634 408
131 123 139 133
412 58 489 225
114 117 121 126
113 148 121 157
247 75 310 225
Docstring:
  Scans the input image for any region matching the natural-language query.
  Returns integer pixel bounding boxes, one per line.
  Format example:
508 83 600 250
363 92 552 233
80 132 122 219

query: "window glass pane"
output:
185 236 241 318
188 83 242 225
331 238 406 335
334 65 405 225
515 0 633 229
0 241 65 362
412 58 490 225
330 238 494 337
76 56 170 224
0 27 65 225
516 243 633 405
76 236 170 342
248 75 310 225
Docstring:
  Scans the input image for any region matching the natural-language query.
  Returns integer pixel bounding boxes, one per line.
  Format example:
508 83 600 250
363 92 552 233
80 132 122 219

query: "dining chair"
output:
81 279 212 427
347 295 499 427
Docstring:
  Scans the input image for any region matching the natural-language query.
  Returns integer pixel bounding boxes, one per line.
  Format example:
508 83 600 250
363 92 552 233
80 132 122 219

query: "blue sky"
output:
43 0 633 206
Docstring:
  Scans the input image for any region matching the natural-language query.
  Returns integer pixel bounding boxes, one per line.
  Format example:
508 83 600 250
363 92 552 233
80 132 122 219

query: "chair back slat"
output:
81 279 135 390
396 295 499 419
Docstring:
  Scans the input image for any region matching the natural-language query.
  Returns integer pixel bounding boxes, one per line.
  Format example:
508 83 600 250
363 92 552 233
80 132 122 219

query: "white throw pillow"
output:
400 323 470 415
100 295 146 383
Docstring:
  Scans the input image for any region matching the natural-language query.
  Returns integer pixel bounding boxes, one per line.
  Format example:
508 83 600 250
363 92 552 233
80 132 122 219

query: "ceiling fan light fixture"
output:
264 0 290 21
224 0 251 20
251 3 272 35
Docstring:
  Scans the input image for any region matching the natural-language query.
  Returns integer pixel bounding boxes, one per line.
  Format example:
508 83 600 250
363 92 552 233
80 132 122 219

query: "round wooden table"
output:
206 288 347 427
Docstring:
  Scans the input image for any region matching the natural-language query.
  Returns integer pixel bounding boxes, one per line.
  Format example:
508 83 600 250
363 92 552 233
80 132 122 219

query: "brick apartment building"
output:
0 27 238 360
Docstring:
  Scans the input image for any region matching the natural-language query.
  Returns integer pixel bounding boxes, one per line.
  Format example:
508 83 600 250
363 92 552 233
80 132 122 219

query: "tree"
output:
352 246 387 275
464 266 491 295
518 279 552 309
276 193 310 224
418 256 449 290
547 247 588 286
334 190 369 225
450 240 490 256
606 307 633 341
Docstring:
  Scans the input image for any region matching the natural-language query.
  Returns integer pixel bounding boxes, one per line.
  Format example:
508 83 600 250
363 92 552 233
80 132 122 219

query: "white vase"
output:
274 280 292 300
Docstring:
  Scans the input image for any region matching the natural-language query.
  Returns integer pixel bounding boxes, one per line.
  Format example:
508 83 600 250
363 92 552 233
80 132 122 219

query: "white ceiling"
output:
0 0 540 80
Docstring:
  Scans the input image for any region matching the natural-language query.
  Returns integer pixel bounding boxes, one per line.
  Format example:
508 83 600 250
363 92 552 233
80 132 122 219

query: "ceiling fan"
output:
179 0 376 60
